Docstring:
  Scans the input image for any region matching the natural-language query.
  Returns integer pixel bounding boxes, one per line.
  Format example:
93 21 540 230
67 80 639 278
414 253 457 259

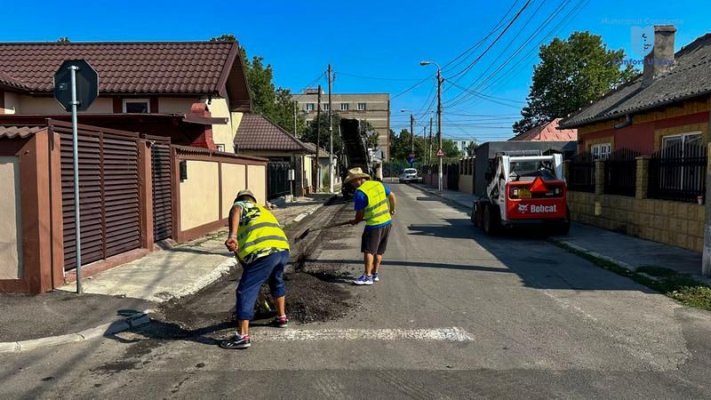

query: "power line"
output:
447 0 533 81
445 0 572 109
337 71 426 81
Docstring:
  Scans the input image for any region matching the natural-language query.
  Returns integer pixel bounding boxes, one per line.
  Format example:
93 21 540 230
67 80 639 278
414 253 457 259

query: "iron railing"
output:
267 161 291 199
567 152 595 193
604 149 639 197
648 143 706 203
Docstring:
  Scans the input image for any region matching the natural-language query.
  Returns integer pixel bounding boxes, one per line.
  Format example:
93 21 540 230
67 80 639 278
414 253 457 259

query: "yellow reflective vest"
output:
236 204 290 261
356 180 392 226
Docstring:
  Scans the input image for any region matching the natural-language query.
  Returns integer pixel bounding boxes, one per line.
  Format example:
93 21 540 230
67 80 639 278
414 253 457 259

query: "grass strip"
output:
552 240 711 312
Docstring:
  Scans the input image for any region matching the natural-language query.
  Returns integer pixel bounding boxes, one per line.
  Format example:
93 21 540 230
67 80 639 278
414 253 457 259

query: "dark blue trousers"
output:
235 250 289 321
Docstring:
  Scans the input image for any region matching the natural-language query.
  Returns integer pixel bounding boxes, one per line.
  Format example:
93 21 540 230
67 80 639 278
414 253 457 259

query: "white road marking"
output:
256 327 474 342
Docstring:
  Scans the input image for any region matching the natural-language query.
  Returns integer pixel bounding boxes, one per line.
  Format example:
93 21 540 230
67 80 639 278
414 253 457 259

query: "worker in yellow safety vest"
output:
345 168 397 286
220 189 290 350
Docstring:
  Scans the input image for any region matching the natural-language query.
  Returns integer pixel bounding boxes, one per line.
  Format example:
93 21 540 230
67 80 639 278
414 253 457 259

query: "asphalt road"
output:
3 183 711 399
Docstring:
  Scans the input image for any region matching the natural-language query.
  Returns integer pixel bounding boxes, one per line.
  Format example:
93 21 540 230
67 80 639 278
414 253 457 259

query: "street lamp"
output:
420 60 443 192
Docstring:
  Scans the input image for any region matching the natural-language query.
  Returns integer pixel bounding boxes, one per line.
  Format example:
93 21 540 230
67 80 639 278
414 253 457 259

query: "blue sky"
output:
3 1 710 141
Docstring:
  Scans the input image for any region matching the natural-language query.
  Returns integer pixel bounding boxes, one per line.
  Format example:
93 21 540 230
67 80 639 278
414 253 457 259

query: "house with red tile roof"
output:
509 118 577 141
0 41 251 151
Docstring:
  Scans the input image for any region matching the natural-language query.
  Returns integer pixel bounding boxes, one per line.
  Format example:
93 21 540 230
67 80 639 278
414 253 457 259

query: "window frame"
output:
340 103 349 111
357 102 367 111
122 98 151 113
305 103 315 112
590 143 611 160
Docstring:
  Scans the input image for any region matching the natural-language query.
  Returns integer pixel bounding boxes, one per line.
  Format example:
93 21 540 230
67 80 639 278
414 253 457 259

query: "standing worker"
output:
221 189 290 350
345 168 397 285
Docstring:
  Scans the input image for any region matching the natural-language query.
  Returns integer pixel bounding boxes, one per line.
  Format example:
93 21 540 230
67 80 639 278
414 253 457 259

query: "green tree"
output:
209 34 237 42
465 141 478 157
211 33 303 134
514 31 636 134
302 112 343 155
441 139 461 158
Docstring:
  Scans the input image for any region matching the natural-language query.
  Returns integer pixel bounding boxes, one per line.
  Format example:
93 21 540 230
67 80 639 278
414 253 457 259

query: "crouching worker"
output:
220 189 290 350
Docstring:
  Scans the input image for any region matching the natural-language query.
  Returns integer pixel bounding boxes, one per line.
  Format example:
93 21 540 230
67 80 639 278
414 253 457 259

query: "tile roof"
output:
302 142 328 155
0 125 44 139
561 33 711 128
0 42 239 95
235 114 311 153
510 118 577 141
0 71 29 91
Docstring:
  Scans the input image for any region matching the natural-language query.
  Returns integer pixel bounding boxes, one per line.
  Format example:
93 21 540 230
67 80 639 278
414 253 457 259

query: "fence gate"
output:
267 161 291 199
59 127 140 270
151 143 173 241
568 152 595 192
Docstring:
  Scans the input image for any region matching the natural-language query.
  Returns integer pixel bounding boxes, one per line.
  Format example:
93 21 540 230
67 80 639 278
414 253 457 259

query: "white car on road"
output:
399 168 422 183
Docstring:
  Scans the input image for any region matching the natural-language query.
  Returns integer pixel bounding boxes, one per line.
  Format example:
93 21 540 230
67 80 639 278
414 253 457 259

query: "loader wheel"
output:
482 204 500 235
553 209 571 236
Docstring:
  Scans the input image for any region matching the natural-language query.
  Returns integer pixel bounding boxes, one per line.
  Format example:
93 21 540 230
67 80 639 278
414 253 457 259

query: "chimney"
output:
642 25 676 86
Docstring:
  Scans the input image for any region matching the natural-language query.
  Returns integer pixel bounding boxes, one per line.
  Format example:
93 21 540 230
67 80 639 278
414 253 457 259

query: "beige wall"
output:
221 163 246 217
14 95 114 114
2 92 20 114
569 191 705 252
207 97 242 152
247 164 267 204
158 97 196 114
180 160 220 231
0 157 22 279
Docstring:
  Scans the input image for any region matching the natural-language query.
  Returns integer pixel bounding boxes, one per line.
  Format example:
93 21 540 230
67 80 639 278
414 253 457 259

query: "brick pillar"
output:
594 159 605 195
635 156 650 200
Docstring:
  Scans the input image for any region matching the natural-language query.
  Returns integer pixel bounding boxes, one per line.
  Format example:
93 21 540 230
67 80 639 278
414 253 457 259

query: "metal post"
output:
316 85 321 192
410 113 415 154
437 68 443 192
70 65 83 294
328 64 334 193
428 115 433 165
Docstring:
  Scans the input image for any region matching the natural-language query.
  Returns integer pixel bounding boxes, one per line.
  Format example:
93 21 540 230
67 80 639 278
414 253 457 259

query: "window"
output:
660 132 703 192
123 98 150 113
216 144 225 152
590 143 611 160
322 103 330 111
305 103 315 112
340 103 349 111
357 102 367 111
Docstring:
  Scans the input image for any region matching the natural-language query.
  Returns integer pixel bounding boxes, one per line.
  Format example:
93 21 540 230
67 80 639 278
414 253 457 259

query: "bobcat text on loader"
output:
472 151 570 235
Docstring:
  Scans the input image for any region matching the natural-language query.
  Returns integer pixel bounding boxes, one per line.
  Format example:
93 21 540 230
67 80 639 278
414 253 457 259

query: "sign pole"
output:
70 65 83 294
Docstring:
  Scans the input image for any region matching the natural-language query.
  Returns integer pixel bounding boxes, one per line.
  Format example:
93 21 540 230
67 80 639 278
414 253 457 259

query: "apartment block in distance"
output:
293 89 391 160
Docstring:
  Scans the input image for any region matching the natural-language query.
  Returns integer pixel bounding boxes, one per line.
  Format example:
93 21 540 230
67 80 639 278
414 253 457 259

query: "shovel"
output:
295 220 352 242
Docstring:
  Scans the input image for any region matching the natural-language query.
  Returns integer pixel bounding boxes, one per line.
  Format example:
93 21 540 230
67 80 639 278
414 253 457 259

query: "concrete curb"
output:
549 238 635 271
149 257 237 303
0 311 152 354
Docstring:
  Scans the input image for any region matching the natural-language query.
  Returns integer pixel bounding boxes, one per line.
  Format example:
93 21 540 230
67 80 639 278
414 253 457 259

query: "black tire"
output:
482 204 500 235
553 209 571 236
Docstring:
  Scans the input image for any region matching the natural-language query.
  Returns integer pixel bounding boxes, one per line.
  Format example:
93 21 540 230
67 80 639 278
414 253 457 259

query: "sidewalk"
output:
412 183 706 281
0 194 333 352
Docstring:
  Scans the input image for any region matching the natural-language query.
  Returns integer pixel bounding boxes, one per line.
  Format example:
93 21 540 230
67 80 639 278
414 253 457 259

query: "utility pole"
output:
428 115 433 166
437 68 443 192
316 85 321 192
409 113 415 154
328 64 334 193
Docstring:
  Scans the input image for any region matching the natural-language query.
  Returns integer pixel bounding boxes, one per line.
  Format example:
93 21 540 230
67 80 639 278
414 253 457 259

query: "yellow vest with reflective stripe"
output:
357 180 392 226
236 205 290 261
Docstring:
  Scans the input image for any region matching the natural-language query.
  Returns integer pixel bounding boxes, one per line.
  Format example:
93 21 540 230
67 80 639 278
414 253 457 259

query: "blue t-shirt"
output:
354 184 392 230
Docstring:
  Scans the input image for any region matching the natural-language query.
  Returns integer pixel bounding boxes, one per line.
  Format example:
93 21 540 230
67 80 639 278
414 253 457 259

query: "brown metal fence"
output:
58 125 141 270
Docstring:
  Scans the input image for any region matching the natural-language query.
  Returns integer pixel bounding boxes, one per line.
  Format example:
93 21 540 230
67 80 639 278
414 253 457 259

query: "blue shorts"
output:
235 250 289 321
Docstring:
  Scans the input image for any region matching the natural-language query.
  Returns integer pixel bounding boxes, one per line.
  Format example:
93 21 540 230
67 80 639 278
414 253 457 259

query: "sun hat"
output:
236 189 257 203
344 167 371 184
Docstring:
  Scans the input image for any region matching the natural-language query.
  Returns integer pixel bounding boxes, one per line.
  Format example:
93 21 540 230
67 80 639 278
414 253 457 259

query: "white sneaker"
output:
353 275 373 285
